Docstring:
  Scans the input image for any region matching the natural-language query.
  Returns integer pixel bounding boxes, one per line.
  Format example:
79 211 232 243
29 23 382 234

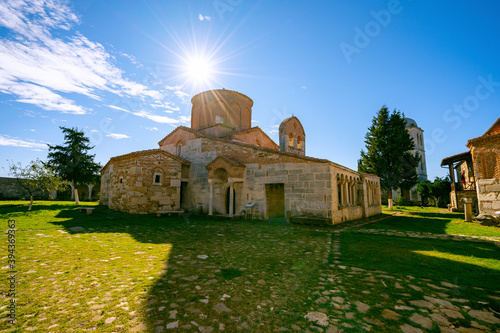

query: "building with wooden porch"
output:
441 116 500 215
100 89 382 223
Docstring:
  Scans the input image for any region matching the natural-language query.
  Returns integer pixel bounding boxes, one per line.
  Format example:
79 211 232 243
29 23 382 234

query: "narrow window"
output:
297 136 302 149
153 173 162 185
176 141 182 156
288 133 294 147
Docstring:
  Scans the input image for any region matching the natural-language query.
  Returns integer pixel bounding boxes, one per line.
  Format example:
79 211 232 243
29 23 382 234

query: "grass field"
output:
1 201 499 332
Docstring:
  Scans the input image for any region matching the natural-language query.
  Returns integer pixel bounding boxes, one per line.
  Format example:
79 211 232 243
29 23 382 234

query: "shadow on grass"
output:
407 211 463 219
361 215 453 234
339 232 500 311
40 205 329 332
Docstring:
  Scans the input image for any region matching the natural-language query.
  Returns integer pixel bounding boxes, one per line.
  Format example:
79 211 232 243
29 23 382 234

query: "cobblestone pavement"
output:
303 218 500 333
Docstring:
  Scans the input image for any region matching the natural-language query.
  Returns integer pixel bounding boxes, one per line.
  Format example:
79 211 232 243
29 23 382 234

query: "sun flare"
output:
184 55 214 85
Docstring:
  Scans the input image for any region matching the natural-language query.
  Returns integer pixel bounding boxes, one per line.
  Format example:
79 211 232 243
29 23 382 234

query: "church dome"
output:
190 89 253 131
405 117 418 128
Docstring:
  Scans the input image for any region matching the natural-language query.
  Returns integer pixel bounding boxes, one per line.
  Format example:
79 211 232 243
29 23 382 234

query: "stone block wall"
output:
100 152 184 214
175 138 382 222
452 190 478 212
243 162 333 220
477 178 500 215
0 177 50 200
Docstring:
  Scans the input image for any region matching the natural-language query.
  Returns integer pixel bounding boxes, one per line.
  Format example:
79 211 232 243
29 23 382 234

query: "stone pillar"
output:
87 184 94 200
463 198 473 222
362 181 369 218
208 179 213 216
229 183 234 217
344 182 349 205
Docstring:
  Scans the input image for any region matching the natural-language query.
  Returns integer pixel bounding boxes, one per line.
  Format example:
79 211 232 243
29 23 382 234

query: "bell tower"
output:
405 117 427 181
279 116 305 156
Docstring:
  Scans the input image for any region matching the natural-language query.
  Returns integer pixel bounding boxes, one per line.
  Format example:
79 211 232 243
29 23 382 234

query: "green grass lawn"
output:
339 233 500 289
378 205 500 238
1 202 499 332
1 201 331 332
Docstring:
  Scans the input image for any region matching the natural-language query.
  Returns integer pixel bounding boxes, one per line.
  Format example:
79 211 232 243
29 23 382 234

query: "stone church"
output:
100 89 382 223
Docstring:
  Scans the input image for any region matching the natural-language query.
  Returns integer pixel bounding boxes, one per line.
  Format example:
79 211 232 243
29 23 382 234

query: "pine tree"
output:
358 106 420 209
46 127 101 204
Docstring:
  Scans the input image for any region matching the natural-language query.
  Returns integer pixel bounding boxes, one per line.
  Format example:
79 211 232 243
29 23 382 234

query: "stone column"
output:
463 198 473 222
344 182 349 205
229 183 234 217
208 179 213 216
362 181 369 218
87 184 94 200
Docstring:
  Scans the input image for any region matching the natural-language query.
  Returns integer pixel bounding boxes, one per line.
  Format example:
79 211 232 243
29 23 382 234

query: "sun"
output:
183 55 214 85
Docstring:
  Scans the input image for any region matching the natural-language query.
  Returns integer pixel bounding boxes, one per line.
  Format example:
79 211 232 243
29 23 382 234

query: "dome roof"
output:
405 117 418 128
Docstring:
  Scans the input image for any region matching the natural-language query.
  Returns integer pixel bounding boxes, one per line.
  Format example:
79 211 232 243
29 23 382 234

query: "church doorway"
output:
180 181 188 209
226 187 236 215
265 183 285 218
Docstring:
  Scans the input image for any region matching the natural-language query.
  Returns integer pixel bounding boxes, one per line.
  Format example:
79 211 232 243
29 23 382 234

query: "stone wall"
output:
104 135 383 222
451 190 478 212
100 151 185 214
476 178 500 215
169 137 381 223
469 134 500 180
0 177 49 200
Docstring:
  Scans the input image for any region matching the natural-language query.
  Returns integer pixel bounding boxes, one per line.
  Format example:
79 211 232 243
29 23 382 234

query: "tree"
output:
417 177 451 207
46 127 101 204
358 106 420 210
8 159 69 211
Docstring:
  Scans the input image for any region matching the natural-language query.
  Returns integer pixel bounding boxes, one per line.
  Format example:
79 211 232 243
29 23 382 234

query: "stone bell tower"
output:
405 117 427 181
279 116 305 156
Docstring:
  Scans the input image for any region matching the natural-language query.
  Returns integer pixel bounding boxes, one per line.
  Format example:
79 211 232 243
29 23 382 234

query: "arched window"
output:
337 181 342 206
288 133 294 147
297 136 302 149
176 141 183 156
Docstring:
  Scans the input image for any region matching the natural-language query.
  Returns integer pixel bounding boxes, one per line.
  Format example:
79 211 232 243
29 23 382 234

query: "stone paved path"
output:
304 218 500 332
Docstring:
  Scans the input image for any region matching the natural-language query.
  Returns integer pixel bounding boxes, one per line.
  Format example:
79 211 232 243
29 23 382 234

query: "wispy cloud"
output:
174 90 190 102
0 135 47 149
106 133 130 139
107 105 190 125
146 127 159 131
0 0 162 114
198 14 211 21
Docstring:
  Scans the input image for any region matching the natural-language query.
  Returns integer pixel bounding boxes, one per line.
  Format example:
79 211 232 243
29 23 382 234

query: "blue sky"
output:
1 0 499 180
